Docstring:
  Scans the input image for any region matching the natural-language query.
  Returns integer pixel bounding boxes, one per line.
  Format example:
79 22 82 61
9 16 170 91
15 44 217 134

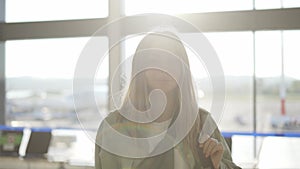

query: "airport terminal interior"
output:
1 0 300 168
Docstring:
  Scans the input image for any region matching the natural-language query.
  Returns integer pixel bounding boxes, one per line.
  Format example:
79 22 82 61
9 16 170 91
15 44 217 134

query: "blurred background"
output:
1 0 300 168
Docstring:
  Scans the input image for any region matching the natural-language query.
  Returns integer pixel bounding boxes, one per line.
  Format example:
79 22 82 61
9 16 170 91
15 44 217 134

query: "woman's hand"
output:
199 137 224 169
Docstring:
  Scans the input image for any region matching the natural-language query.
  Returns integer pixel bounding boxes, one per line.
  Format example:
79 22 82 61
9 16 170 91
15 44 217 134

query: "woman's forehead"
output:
135 50 181 64
134 55 183 76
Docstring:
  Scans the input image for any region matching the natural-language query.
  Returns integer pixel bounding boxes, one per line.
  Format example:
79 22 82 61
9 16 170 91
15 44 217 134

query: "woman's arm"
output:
199 109 241 169
211 126 241 169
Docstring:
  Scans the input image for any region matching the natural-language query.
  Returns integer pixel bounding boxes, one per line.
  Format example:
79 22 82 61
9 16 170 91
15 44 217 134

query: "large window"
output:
256 30 300 133
6 37 109 128
204 32 254 132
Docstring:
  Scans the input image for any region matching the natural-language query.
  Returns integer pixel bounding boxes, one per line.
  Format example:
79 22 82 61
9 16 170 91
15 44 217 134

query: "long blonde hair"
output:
119 31 201 161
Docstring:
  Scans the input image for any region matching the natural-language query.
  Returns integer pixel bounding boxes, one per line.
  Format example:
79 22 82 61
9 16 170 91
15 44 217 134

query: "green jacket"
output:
95 108 241 169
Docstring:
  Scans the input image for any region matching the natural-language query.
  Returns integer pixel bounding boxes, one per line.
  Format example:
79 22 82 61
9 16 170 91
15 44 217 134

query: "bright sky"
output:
6 37 109 79
5 0 108 22
125 0 252 15
4 1 300 80
125 0 300 15
124 32 300 79
5 0 300 22
6 31 300 80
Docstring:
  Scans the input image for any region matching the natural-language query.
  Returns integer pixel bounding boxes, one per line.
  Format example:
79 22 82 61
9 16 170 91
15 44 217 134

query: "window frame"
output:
1 2 300 125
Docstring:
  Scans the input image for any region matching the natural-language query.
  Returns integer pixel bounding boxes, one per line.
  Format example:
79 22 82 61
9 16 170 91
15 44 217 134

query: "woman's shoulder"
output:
102 110 121 124
198 107 217 128
96 110 122 137
198 107 209 118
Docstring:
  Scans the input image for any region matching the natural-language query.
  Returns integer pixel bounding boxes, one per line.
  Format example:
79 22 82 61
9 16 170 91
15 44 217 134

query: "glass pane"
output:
204 32 254 132
125 0 253 15
284 31 300 81
256 30 300 133
6 37 109 129
283 0 300 8
6 0 108 23
255 31 282 133
255 0 300 9
283 30 300 130
255 0 282 9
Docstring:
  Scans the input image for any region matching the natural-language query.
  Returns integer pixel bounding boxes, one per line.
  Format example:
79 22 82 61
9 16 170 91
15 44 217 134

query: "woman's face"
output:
144 55 182 93
145 69 177 93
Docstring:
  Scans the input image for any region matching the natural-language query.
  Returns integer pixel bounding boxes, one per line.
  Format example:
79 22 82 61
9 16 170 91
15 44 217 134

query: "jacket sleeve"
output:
200 109 241 169
211 125 241 169
95 121 104 169
94 111 120 169
95 142 102 169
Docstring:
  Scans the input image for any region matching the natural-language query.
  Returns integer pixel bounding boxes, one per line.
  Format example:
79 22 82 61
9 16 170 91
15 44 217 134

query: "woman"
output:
95 31 240 169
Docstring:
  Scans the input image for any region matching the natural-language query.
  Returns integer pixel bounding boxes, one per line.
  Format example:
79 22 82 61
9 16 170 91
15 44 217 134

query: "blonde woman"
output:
95 32 240 169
